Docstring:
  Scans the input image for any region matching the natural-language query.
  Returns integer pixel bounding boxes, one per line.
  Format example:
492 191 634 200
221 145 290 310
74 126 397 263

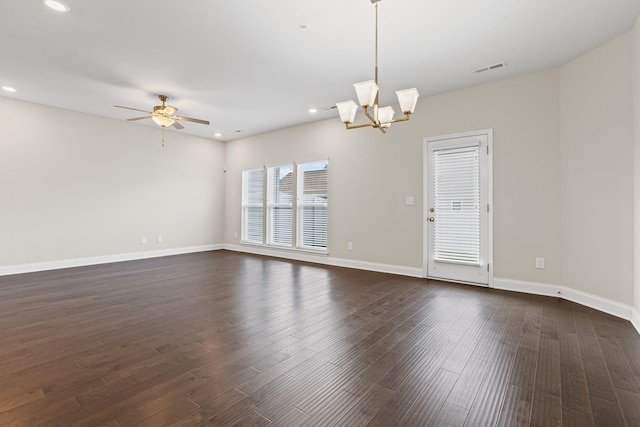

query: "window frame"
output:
240 159 328 254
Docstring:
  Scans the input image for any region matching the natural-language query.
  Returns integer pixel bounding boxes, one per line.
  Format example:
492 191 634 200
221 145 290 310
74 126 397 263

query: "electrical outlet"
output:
536 257 545 269
234 232 238 239
141 236 147 245
406 196 415 206
348 242 353 250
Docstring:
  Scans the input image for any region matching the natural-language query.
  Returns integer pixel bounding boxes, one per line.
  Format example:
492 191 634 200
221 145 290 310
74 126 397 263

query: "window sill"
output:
240 241 329 257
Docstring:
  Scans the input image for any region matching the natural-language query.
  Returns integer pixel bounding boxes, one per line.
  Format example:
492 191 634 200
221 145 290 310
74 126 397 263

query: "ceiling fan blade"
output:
174 116 210 125
114 105 153 114
172 121 184 129
127 116 152 121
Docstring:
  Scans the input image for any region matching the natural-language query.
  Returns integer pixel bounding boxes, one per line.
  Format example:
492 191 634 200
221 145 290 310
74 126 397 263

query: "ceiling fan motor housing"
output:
154 105 177 116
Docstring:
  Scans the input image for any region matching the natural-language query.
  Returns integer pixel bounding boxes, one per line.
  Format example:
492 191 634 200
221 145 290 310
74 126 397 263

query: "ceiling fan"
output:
114 94 209 130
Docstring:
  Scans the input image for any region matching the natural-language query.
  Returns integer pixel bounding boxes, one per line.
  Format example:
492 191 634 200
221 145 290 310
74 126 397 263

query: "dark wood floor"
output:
1 251 640 426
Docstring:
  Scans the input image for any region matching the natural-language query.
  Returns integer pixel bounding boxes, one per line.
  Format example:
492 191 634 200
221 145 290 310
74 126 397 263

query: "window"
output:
267 164 293 246
241 168 264 244
241 160 328 253
297 160 328 250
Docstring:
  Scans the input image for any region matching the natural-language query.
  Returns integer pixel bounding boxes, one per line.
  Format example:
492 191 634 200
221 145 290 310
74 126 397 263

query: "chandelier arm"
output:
363 106 378 125
378 112 412 126
345 117 388 133
345 121 387 134
345 122 376 130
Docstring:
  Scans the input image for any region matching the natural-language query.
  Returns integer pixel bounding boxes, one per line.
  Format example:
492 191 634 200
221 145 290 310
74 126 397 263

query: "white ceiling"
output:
2 0 639 141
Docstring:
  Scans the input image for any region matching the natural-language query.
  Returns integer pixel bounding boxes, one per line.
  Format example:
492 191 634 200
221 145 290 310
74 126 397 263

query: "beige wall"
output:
0 97 225 266
633 16 640 314
559 33 634 304
225 69 563 284
225 33 637 306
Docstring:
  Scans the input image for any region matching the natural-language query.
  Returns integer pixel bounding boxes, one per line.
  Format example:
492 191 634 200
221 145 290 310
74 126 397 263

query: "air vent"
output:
474 62 507 74
320 105 337 111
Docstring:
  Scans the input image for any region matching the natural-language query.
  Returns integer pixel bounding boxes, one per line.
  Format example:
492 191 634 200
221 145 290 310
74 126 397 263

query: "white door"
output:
424 131 492 285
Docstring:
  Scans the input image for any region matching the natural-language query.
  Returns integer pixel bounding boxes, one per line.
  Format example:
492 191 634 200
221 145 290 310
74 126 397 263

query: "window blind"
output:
433 145 481 264
267 165 293 246
241 168 264 244
297 161 328 249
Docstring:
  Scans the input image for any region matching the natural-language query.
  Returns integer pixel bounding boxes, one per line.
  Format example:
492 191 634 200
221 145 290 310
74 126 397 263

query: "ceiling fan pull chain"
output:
162 127 165 147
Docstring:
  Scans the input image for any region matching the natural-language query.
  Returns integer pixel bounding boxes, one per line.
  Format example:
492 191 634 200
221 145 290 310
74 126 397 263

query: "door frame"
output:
423 129 494 287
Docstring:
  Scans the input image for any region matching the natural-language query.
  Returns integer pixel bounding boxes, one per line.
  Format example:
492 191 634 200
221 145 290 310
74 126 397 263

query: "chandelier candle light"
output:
336 0 419 134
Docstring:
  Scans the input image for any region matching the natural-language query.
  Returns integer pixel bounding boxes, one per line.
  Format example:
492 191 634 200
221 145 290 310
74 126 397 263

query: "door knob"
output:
428 217 435 222
429 208 434 212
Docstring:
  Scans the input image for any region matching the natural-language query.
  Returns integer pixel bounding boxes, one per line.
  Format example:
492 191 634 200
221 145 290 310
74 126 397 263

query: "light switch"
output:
536 257 545 269
406 196 415 206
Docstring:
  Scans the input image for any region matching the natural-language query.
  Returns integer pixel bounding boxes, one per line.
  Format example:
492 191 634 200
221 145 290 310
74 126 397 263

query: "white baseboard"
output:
493 277 633 322
493 277 562 298
223 244 423 278
0 244 224 277
631 309 640 336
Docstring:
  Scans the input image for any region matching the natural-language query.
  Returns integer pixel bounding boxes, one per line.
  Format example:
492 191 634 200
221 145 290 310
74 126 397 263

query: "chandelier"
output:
336 0 419 134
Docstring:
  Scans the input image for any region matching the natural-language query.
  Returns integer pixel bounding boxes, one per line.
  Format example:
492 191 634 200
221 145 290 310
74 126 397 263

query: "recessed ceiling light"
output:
2 86 16 93
308 108 318 113
44 0 70 12
214 132 222 138
299 24 308 30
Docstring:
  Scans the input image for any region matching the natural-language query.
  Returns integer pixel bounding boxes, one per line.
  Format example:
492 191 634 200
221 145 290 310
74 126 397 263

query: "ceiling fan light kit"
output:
151 115 175 128
336 0 419 134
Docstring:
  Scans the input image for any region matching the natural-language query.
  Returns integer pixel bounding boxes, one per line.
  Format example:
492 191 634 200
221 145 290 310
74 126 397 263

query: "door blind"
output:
433 145 481 264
